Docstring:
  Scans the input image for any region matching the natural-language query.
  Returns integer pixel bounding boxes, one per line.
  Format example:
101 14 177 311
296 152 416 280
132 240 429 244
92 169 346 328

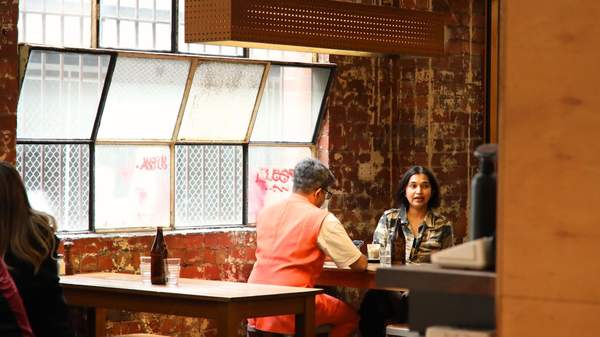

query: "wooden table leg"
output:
87 307 107 337
295 295 315 337
217 304 240 337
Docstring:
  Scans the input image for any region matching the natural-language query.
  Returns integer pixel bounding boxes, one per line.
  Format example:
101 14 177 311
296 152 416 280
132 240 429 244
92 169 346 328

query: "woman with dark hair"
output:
0 161 74 337
359 165 454 337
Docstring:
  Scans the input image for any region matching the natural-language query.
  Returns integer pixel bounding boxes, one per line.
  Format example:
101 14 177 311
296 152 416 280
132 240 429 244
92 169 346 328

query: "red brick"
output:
0 115 16 163
97 255 114 271
201 264 221 280
79 255 98 273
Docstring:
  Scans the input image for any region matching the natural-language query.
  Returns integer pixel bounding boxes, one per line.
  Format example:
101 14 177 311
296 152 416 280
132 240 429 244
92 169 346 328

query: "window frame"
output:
16 44 336 233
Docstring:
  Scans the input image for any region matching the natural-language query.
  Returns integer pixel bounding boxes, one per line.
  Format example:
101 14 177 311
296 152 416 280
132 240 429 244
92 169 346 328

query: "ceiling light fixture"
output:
185 0 445 57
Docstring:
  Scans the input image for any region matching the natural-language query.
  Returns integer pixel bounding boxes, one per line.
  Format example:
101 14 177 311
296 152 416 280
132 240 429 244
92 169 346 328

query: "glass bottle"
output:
150 227 168 285
470 144 497 240
63 241 74 275
379 228 392 267
392 225 406 265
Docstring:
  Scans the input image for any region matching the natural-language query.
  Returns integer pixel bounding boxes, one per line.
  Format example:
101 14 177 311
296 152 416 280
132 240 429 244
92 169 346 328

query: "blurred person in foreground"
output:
0 161 74 337
0 258 34 337
359 165 454 337
248 158 368 337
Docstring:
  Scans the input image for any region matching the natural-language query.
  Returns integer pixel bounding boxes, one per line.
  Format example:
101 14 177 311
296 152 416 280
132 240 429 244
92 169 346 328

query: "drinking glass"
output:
166 258 181 286
367 243 380 260
140 256 152 284
379 244 392 267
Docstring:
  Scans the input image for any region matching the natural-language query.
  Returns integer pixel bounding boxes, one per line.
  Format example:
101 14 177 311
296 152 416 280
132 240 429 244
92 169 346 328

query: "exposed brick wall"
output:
328 0 485 243
2 0 486 336
0 0 19 164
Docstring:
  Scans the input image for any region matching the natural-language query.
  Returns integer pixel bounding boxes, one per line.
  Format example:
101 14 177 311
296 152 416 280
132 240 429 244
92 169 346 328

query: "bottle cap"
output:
474 143 497 159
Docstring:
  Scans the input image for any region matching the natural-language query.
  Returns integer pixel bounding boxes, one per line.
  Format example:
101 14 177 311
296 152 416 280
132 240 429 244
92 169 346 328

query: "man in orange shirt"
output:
248 158 368 337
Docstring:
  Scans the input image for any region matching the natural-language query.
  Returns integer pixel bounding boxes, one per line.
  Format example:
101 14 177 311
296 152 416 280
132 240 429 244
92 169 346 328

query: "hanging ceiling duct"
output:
185 0 446 57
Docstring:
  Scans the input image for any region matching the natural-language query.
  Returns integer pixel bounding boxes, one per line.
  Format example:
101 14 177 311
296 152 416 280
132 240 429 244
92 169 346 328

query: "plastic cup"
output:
367 243 380 260
166 258 181 286
140 256 151 284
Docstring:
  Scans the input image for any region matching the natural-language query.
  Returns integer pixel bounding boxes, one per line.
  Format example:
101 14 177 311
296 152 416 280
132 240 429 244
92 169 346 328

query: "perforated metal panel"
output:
185 0 445 56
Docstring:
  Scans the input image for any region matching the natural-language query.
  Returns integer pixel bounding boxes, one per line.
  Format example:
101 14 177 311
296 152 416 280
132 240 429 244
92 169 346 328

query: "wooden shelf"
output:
376 264 495 296
376 265 496 332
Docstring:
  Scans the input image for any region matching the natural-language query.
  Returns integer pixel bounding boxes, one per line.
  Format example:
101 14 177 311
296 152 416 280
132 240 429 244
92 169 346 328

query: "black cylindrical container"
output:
469 144 497 240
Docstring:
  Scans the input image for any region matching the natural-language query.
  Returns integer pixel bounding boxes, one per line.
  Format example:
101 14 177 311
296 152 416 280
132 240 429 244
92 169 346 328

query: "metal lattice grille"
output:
16 144 90 232
175 145 243 227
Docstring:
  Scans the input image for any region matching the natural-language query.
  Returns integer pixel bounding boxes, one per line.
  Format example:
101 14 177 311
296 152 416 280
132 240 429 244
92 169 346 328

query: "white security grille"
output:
16 144 90 232
175 145 243 226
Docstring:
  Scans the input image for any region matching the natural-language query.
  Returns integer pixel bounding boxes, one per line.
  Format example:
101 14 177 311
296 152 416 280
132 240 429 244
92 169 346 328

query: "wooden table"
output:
316 261 381 289
60 272 322 337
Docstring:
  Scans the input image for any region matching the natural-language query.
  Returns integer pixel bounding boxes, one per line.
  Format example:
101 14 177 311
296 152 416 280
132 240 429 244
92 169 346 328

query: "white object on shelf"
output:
426 326 495 337
431 236 493 270
57 254 66 276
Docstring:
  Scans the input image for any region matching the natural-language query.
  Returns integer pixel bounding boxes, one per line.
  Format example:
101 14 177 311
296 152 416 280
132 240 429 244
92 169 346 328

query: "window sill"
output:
57 225 256 240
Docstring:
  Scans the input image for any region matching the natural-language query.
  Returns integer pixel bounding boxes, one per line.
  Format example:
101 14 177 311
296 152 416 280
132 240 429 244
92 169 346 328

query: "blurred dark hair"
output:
395 165 441 210
0 161 56 274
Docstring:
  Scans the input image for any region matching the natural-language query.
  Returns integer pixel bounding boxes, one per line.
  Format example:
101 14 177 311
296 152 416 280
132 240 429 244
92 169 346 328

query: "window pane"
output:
46 0 61 13
155 22 170 50
175 145 243 227
24 0 43 11
25 13 44 44
98 57 190 140
101 0 117 17
100 0 171 51
16 144 90 232
138 22 154 50
138 0 154 21
119 20 136 48
247 146 312 223
178 62 265 141
95 145 170 229
251 66 331 142
64 16 82 46
100 18 118 47
83 17 91 46
63 0 83 14
20 0 91 47
177 0 243 56
18 12 24 43
249 48 315 63
119 0 136 19
156 0 170 22
45 14 62 46
17 50 111 139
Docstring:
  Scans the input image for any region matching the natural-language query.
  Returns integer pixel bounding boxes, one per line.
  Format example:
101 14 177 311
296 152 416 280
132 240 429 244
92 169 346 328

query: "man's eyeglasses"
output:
321 188 333 200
